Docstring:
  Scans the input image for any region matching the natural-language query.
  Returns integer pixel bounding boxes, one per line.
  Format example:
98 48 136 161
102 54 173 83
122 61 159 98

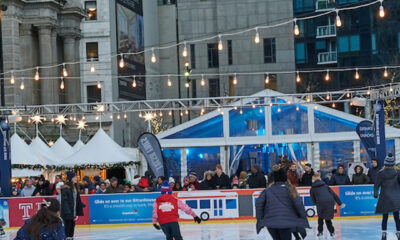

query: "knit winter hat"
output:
384 153 395 166
161 180 172 194
56 182 64 189
232 179 239 185
94 176 101 182
305 163 312 168
66 171 76 182
189 172 197 179
169 177 175 184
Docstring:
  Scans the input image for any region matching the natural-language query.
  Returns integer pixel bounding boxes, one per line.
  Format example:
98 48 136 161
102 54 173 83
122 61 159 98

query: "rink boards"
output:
0 185 377 228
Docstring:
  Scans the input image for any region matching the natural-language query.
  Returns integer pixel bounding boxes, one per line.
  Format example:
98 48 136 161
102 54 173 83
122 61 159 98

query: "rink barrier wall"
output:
0 185 377 228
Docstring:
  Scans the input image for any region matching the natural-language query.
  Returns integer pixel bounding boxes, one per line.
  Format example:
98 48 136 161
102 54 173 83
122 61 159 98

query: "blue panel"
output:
162 148 181 179
338 36 349 53
186 200 197 209
226 199 237 209
296 43 306 63
316 40 326 50
314 110 357 133
319 141 354 172
350 35 360 51
229 107 266 137
371 34 377 54
187 147 220 179
163 115 223 139
271 105 308 135
200 200 211 209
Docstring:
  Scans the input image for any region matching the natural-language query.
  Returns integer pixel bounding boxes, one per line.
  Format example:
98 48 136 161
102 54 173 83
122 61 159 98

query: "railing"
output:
317 51 337 64
316 0 336 11
316 25 336 38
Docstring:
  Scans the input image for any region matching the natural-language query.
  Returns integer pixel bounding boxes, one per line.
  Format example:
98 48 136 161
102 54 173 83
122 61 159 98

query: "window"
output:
186 200 198 209
295 43 307 63
263 38 276 63
338 35 360 53
226 199 237 209
229 76 235 96
294 0 314 13
190 44 196 69
200 200 211 209
315 40 326 50
264 74 277 90
85 1 97 21
207 44 219 68
86 85 101 103
209 78 220 97
228 40 233 65
191 80 197 99
371 34 377 54
86 42 99 61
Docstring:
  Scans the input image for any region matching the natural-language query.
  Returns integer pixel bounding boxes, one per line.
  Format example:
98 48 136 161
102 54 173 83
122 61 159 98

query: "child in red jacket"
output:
153 180 201 240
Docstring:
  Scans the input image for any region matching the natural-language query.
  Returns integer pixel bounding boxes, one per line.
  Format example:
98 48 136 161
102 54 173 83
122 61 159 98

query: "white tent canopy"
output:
11 134 43 166
73 139 85 151
30 137 61 165
12 168 43 178
51 137 75 160
63 128 133 167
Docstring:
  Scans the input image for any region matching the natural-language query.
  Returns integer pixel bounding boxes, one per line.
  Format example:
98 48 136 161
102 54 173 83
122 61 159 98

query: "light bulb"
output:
293 20 300 36
354 69 360 80
119 54 125 68
60 77 65 90
278 108 281 113
367 89 371 95
265 73 270 84
233 74 238 85
132 77 137 88
336 11 342 27
139 112 143 118
347 92 350 98
151 48 157 63
325 70 330 81
332 103 336 108
185 109 189 115
384 67 389 78
20 79 25 90
117 114 121 120
296 72 301 83
97 81 101 89
159 112 163 117
254 28 260 44
182 42 188 57
296 106 300 111
62 64 68 77
90 63 96 73
110 115 113 120
259 108 263 113
314 105 318 110
180 112 183 117
390 85 393 92
168 111 172 116
379 4 385 18
10 71 15 85
185 82 190 88
34 67 40 81
124 113 127 119
167 75 172 87
201 75 206 86
239 109 243 114
326 94 330 100
233 106 238 110
218 35 223 51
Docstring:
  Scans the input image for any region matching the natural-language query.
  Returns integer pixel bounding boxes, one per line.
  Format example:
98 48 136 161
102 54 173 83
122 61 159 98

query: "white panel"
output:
395 138 400 164
354 140 361 163
181 148 187 180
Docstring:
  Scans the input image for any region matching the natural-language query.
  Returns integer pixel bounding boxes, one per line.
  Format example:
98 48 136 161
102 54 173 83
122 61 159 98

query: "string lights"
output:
335 10 342 27
379 0 385 18
132 76 137 88
182 42 188 57
218 35 223 51
354 68 360 80
62 64 68 77
233 74 238 85
325 70 330 81
167 75 172 87
119 54 125 69
265 73 270 84
34 67 40 81
296 71 301 83
60 77 65 90
293 19 300 36
20 78 25 90
151 48 157 63
383 67 389 78
254 28 260 44
201 74 206 86
10 71 15 84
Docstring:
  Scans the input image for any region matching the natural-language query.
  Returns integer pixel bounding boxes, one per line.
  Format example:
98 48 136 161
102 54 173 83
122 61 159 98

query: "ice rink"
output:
3 218 400 239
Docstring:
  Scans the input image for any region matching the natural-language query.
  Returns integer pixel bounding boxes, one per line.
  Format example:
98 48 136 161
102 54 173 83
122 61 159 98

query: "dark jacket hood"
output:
311 179 325 188
379 168 398 180
354 165 364 174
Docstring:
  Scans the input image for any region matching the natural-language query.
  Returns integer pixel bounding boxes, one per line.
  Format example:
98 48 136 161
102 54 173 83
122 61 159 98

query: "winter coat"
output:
329 173 350 186
32 181 52 196
368 166 382 184
20 186 36 197
301 170 314 186
352 173 370 185
310 180 342 220
255 182 310 233
247 171 267 189
374 168 400 214
106 185 123 194
199 179 216 190
287 171 300 186
15 219 66 240
60 185 85 221
212 173 231 189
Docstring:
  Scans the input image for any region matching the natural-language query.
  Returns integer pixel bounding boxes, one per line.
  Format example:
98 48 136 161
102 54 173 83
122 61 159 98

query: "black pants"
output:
267 228 292 240
161 222 183 240
64 219 76 238
382 212 400 231
318 218 334 233
292 228 307 239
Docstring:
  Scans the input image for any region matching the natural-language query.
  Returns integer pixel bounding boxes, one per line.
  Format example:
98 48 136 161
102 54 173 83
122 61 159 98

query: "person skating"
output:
152 180 201 240
310 172 345 238
374 154 400 240
256 166 310 240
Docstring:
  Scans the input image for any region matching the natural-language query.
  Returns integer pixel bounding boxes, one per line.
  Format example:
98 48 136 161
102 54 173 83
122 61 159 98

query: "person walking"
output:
15 198 66 240
247 165 267 189
352 165 370 185
329 165 351 186
310 172 345 237
374 154 400 240
256 166 310 240
368 158 382 184
61 172 85 239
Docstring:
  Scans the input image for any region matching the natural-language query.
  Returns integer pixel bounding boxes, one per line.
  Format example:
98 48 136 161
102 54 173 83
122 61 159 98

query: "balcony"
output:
316 0 336 11
316 25 336 38
317 51 337 64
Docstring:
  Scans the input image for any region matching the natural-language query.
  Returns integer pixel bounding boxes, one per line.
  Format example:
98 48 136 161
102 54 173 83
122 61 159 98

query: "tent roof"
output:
30 137 61 165
11 134 43 166
12 168 43 178
51 137 75 159
73 139 85 151
62 128 132 167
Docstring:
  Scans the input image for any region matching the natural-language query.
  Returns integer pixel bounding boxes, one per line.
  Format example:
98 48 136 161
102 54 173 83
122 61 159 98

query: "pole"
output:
175 1 181 124
0 8 4 107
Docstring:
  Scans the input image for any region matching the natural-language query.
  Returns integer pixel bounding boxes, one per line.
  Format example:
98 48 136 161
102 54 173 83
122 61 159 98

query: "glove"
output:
340 204 346 209
194 216 201 224
153 224 161 230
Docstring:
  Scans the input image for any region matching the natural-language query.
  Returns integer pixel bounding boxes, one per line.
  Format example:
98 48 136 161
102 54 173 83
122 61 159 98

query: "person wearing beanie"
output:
300 163 314 186
256 166 310 239
82 176 96 193
374 153 400 240
329 165 351 186
310 172 345 238
199 171 216 190
189 172 200 190
153 180 201 240
32 175 51 196
61 171 85 239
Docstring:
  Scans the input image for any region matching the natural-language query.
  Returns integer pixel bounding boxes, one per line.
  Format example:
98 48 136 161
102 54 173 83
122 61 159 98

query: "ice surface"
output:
2 218 400 239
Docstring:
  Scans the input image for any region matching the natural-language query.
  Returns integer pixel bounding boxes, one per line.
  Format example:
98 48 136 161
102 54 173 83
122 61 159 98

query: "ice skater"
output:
310 172 345 238
153 180 201 240
374 153 400 240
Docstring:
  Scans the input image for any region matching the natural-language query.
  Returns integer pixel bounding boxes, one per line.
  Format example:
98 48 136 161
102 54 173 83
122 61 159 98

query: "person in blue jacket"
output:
329 165 350 186
15 198 66 240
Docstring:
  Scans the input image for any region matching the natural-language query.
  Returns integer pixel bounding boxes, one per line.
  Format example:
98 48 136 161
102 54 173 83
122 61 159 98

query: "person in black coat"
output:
351 165 370 185
310 172 344 237
247 165 267 189
329 165 351 186
368 158 382 184
374 154 400 240
32 175 52 196
301 163 314 186
256 166 310 240
212 164 231 189
61 172 85 239
199 171 216 190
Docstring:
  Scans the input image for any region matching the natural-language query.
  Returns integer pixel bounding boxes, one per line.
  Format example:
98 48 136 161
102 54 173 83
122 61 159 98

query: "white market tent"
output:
30 137 61 165
73 139 85 151
11 134 44 177
51 137 75 160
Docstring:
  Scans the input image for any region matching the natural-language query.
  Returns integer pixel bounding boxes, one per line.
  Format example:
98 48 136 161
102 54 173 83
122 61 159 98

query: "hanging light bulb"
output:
62 63 68 77
158 111 163 117
34 67 40 81
218 35 223 51
277 108 281 113
336 10 342 27
384 67 389 78
60 77 65 90
325 70 330 81
390 84 393 92
293 19 300 36
265 73 270 84
151 48 157 63
326 94 330 100
90 61 96 73
354 68 360 80
124 113 128 119
233 74 238 85
252 104 256 109
296 71 301 83
168 111 172 116
379 0 385 18
346 92 351 98
367 88 371 95
201 75 206 86
233 106 238 110
10 71 15 85
332 103 336 108
185 109 189 115
110 115 113 120
182 42 188 57
269 102 273 107
296 106 300 111
259 108 263 113
20 78 25 90
97 80 101 89
239 109 243 114
185 81 190 88
167 75 172 87
254 28 260 44
117 114 121 120
132 76 137 88
119 54 125 68
180 111 183 117
139 112 143 118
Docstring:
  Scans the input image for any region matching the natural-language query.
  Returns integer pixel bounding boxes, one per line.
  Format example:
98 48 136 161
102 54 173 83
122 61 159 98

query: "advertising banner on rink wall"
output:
338 185 377 216
0 199 9 228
